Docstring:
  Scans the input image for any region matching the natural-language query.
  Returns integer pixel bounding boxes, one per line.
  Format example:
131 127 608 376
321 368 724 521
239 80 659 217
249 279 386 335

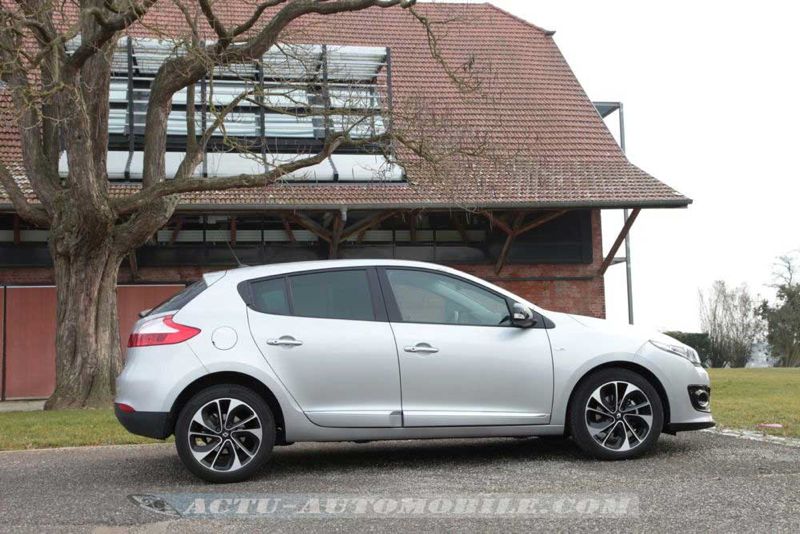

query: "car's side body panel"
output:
388 322 553 426
247 311 402 428
115 259 713 448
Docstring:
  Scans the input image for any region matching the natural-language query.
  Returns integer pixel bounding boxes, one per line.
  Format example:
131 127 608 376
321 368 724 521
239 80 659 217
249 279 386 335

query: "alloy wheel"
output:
187 398 263 472
584 381 653 452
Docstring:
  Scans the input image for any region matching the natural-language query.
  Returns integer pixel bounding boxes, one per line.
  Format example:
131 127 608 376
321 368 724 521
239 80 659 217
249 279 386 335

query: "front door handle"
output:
267 336 303 347
404 343 439 354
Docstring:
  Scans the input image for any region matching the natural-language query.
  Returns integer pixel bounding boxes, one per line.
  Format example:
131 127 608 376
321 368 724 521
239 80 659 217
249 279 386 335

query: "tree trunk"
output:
45 233 124 409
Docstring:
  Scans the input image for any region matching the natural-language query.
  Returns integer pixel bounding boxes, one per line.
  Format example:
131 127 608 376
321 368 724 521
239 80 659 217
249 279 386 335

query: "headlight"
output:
649 339 702 366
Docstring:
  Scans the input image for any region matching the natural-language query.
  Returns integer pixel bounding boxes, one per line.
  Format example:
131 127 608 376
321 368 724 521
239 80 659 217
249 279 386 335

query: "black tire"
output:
568 368 663 460
175 384 275 483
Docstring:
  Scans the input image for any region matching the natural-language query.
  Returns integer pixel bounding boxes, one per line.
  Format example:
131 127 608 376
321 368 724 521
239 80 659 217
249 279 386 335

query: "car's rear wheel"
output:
175 384 275 483
569 368 663 460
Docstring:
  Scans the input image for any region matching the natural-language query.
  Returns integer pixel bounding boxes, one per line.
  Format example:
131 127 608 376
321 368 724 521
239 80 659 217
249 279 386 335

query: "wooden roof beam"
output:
598 208 641 276
516 209 570 236
495 212 526 274
286 212 332 243
340 210 398 242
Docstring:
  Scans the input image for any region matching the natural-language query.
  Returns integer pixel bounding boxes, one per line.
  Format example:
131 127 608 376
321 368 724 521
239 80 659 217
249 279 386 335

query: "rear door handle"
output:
404 343 439 354
267 336 303 347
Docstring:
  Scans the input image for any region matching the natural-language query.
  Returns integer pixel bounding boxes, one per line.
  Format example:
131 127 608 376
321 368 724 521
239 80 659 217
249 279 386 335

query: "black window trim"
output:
238 266 387 322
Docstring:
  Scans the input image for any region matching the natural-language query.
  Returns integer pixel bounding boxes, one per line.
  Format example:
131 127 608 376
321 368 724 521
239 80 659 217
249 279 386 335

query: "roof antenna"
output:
226 241 247 268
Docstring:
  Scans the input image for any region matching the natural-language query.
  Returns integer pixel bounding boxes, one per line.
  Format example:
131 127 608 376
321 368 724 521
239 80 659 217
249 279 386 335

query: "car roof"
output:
206 259 548 314
210 259 455 284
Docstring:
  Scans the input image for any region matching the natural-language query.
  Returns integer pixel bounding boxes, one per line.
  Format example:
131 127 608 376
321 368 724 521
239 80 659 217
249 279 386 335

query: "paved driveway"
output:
0 431 798 532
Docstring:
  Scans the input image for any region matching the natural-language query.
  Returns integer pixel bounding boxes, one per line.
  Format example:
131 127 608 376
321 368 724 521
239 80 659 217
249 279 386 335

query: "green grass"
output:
0 408 171 451
708 368 800 438
0 369 797 451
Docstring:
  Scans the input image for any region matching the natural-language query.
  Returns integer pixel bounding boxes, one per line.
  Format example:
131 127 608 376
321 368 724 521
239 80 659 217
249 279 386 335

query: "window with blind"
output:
58 39 403 182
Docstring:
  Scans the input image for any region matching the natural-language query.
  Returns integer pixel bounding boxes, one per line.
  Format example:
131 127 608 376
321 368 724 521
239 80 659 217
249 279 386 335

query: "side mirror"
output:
511 303 537 328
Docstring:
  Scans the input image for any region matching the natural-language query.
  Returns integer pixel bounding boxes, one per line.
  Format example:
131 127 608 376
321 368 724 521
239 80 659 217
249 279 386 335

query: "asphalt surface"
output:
0 431 798 533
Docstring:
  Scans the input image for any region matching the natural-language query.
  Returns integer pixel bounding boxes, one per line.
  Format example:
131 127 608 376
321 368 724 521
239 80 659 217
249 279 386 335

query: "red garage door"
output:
1 284 185 400
0 288 5 399
3 287 57 399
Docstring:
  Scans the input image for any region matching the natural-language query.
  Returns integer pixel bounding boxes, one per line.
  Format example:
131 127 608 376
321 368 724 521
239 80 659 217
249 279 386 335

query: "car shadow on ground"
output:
117 435 691 486
268 437 582 474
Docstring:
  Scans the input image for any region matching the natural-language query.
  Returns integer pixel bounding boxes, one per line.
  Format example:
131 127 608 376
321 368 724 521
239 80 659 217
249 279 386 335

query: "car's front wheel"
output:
175 384 275 483
569 368 663 460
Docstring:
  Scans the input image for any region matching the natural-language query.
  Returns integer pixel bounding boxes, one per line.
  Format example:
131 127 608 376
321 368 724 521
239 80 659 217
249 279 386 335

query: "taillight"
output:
127 314 201 348
116 403 136 413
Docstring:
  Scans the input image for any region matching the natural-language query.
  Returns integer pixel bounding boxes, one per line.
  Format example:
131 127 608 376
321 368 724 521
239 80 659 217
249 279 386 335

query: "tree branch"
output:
0 160 49 226
65 0 159 74
198 0 230 44
230 0 290 38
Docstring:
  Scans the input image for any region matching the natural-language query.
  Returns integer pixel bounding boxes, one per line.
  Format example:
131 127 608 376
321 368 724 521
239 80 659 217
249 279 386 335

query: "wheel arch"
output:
169 371 288 444
564 361 671 435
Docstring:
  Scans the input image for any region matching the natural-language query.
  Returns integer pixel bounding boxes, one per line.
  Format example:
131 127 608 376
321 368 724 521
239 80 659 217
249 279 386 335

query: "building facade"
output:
0 3 689 399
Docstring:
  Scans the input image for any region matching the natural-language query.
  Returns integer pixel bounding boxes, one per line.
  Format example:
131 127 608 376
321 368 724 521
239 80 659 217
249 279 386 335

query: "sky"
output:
452 0 800 332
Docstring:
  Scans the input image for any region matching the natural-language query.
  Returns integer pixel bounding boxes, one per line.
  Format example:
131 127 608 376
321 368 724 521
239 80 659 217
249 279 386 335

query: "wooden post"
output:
169 217 184 245
329 212 344 258
128 252 139 280
12 214 20 245
453 212 470 244
281 216 296 243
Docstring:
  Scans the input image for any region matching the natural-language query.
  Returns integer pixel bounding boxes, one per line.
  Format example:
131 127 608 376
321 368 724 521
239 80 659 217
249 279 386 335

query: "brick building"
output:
0 3 689 399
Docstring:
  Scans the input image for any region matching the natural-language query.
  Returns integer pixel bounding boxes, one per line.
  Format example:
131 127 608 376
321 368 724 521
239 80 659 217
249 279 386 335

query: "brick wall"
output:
453 209 605 318
0 210 606 318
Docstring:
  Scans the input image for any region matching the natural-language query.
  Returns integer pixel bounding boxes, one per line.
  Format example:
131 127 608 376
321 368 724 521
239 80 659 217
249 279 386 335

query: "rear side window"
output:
289 270 374 321
148 280 207 316
249 278 290 315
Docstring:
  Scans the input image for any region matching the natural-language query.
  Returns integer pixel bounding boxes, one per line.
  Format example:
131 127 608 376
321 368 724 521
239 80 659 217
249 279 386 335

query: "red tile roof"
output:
0 2 690 211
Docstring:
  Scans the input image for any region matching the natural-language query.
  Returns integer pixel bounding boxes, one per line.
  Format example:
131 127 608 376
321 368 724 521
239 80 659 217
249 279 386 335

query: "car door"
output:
379 267 553 427
244 268 402 428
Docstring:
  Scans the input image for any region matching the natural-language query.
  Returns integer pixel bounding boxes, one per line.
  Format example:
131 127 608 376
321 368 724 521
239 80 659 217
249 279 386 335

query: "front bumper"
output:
664 421 716 433
636 342 715 428
114 404 172 439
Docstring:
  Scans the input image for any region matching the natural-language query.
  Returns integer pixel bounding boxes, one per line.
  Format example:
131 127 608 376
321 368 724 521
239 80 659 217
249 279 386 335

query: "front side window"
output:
289 270 374 321
386 269 510 326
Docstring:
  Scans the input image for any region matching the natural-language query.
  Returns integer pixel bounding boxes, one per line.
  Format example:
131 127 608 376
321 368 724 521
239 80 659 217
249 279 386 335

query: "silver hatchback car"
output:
115 260 713 483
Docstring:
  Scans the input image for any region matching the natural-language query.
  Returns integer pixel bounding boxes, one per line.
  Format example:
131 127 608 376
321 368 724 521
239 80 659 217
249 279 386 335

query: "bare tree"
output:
0 0 483 407
759 254 800 367
699 281 764 367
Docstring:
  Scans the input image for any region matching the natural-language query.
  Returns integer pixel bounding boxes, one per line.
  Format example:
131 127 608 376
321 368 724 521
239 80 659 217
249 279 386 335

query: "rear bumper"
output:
114 404 172 439
664 421 716 433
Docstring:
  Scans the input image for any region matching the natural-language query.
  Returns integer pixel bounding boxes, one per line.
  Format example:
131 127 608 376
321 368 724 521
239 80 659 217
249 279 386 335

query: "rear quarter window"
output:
147 280 207 316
